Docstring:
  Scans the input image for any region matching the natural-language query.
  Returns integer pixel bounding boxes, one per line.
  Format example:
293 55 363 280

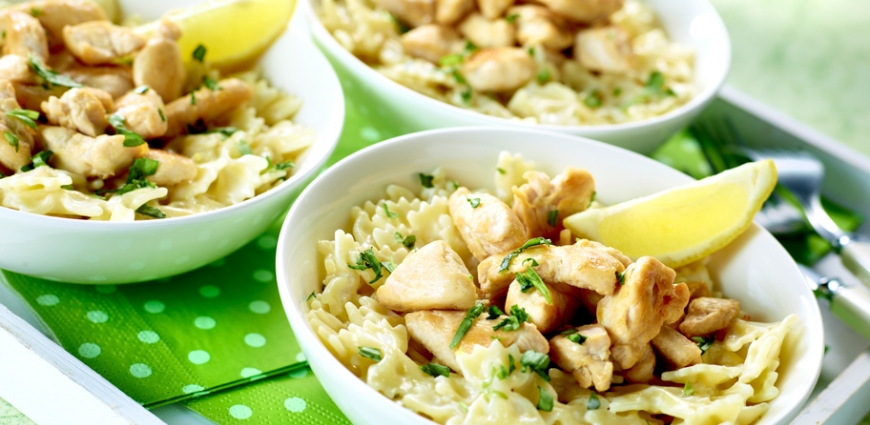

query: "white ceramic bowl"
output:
303 0 730 153
0 0 344 284
277 127 823 425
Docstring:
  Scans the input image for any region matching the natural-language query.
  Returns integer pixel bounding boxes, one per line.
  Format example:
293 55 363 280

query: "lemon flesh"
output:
564 160 777 268
135 0 296 70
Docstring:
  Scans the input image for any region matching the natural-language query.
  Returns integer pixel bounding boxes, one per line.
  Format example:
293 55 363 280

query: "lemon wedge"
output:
564 160 777 268
135 0 296 70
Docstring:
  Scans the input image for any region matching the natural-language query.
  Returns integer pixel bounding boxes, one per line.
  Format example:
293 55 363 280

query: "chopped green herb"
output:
460 87 472 105
451 70 466 84
4 131 19 152
30 8 42 16
359 346 382 362
382 203 399 218
665 87 677 96
457 402 468 412
418 173 434 188
567 333 587 345
108 114 145 147
387 13 410 34
192 44 207 62
646 71 665 90
203 76 221 91
537 386 554 412
195 126 240 138
683 381 694 396
589 191 596 207
237 140 253 156
506 13 520 23
448 180 459 191
691 335 715 355
499 237 552 272
584 90 603 108
486 305 505 320
516 266 552 304
191 91 197 105
128 157 159 180
2 30 5 40
134 86 150 94
463 41 478 53
547 210 558 227
28 56 81 88
440 54 464 67
274 161 294 171
537 69 551 84
527 47 535 56
825 345 830 355
616 271 625 286
307 291 316 301
586 393 600 410
465 196 481 208
20 150 53 172
520 350 550 381
449 302 485 349
497 167 506 175
158 108 166 122
613 87 622 96
7 108 40 129
493 305 529 331
136 204 165 219
420 363 450 378
348 248 383 284
61 184 74 190
380 255 398 273
393 232 415 249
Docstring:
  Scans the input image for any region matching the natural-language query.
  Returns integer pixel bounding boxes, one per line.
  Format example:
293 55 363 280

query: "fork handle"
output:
842 240 870 289
830 282 870 341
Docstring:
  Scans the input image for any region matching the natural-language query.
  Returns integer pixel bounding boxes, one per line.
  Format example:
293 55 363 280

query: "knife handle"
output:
830 279 870 341
842 240 870 290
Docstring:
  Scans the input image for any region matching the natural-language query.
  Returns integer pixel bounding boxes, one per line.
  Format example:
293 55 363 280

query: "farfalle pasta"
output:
306 152 796 424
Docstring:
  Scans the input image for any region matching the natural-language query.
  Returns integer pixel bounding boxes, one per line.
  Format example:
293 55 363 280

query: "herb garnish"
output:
691 335 714 355
348 247 383 284
451 69 466 84
61 184 73 190
537 387 554 412
4 131 19 152
613 87 622 96
586 393 600 410
683 381 694 396
497 167 506 175
520 350 550 381
382 203 399 218
30 8 41 17
192 44 207 62
359 346 382 362
567 333 587 345
537 69 550 84
449 302 485 349
104 157 159 196
493 305 529 331
380 255 398 273
506 13 519 23
7 108 39 129
420 363 450 378
237 140 253 155
134 86 150 94
499 237 552 272
517 258 552 304
191 91 197 105
28 56 81 88
616 271 625 286
440 54 464 67
486 305 505 320
465 196 480 209
20 150 53 172
527 47 535 56
108 114 145 147
203 76 221 91
136 204 165 219
460 87 472 105
588 191 596 208
584 90 603 108
418 172 434 188
547 210 558 227
393 232 415 249
158 108 166 122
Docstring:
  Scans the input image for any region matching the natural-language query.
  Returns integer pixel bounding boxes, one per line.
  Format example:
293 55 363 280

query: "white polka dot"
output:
86 310 108 323
188 350 210 364
143 300 165 313
137 330 160 344
175 256 190 265
240 367 262 379
130 363 152 378
88 275 107 282
284 397 307 413
248 300 271 314
295 352 306 362
252 270 273 283
194 316 216 330
229 404 252 419
159 239 173 250
256 235 277 250
288 368 308 379
182 384 205 394
37 294 59 306
360 127 381 142
129 261 146 270
244 333 266 348
210 258 226 267
199 285 220 298
198 231 212 242
78 343 101 358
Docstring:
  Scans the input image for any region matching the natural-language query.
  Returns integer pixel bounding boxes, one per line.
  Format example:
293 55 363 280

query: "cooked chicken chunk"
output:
0 80 20 112
508 6 573 51
536 0 622 22
0 55 36 84
13 0 107 48
1 12 50 62
133 21 185 102
41 87 112 137
376 0 434 28
0 121 33 172
651 325 702 369
164 78 252 137
476 0 512 19
576 26 635 74
48 50 136 98
435 0 473 25
63 21 146 66
505 279 578 334
38 125 146 178
577 287 603 315
684 281 712 300
376 241 478 312
458 13 515 49
448 187 527 261
405 310 548 371
400 25 462 64
513 167 595 240
113 89 167 139
478 239 629 300
623 343 656 383
597 256 690 369
11 82 66 111
549 325 613 392
460 47 535 92
139 149 196 186
679 297 740 337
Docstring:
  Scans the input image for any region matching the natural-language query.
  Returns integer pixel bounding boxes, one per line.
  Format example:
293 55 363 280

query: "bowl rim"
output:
0 24 345 229
276 126 823 425
303 0 731 135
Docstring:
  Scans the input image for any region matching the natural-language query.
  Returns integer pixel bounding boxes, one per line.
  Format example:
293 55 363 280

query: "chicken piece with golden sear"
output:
47 50 136 99
0 121 33 172
12 0 107 49
1 12 49 62
41 87 113 137
435 0 474 26
536 0 622 22
597 256 689 369
505 278 579 334
549 324 613 392
679 297 740 338
478 239 629 300
575 26 635 74
651 325 701 369
0 55 37 84
405 309 548 371
63 21 146 66
508 5 574 51
513 167 595 239
460 47 535 92
139 149 197 187
448 187 527 261
133 21 186 102
38 125 147 178
163 78 253 137
458 13 516 49
113 88 167 139
400 25 462 64
623 343 656 383
376 240 479 312
376 0 434 28
476 0 512 19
